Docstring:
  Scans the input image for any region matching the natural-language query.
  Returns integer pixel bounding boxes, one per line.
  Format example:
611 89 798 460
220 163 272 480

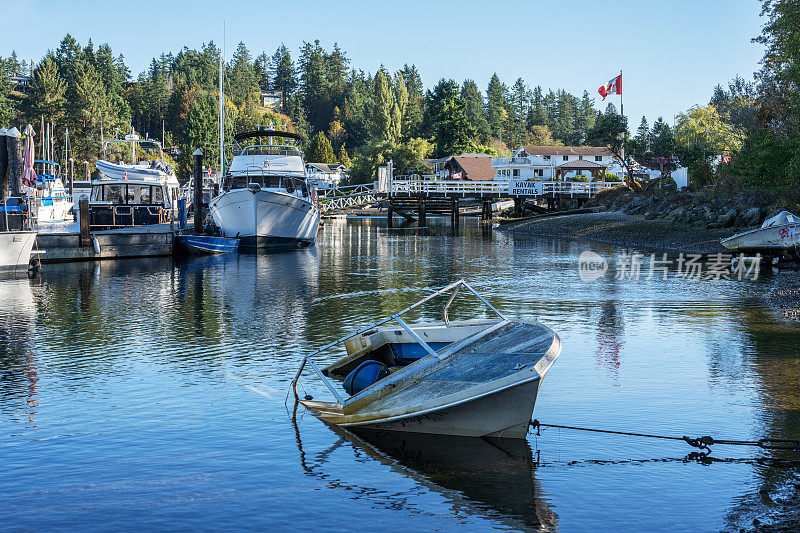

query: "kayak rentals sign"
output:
508 180 543 196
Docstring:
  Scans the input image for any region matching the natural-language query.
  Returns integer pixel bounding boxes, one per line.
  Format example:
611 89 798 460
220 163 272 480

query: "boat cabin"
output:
88 180 174 229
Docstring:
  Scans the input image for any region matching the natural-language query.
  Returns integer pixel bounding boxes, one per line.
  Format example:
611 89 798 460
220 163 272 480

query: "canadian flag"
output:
598 74 622 100
124 171 128 181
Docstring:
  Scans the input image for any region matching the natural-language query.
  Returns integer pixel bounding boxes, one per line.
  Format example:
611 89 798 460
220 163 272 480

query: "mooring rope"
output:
530 419 800 452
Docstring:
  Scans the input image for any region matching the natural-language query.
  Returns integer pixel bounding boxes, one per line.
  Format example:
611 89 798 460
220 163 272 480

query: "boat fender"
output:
92 236 101 255
343 360 390 396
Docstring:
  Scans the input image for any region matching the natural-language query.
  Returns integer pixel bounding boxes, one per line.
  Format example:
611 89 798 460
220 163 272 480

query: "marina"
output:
1 217 798 531
2 2 800 530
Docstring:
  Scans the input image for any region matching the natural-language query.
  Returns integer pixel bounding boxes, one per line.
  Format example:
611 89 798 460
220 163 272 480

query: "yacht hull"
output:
34 198 73 223
208 188 320 249
0 231 36 273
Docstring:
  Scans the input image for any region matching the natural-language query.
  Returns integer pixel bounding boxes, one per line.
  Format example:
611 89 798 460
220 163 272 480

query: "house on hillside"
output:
430 153 496 181
492 146 623 181
260 90 283 109
305 162 348 189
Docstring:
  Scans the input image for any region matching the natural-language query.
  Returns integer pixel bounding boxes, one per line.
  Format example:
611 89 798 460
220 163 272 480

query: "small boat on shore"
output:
30 160 73 223
0 196 37 275
721 211 800 255
175 233 239 255
292 280 561 439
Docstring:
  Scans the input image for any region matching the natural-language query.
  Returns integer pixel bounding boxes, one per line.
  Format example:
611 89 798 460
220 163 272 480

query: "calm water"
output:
2 217 799 532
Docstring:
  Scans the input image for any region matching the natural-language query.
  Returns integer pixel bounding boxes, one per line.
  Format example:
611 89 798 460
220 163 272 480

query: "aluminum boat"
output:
292 280 561 439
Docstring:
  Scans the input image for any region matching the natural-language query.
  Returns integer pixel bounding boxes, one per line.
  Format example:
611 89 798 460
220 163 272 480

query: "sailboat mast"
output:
219 24 225 177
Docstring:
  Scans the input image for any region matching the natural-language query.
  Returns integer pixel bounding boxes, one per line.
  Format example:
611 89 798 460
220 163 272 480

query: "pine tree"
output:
253 52 270 91
306 131 336 163
337 143 351 166
435 85 477 157
271 44 297 108
486 73 507 138
391 73 407 141
461 79 489 140
227 42 258 107
28 56 67 122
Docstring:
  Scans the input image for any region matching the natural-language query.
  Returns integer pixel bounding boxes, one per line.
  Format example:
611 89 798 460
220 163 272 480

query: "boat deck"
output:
349 321 556 413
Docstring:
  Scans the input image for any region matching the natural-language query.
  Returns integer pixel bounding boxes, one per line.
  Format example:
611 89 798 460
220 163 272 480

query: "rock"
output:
743 206 761 227
718 208 737 227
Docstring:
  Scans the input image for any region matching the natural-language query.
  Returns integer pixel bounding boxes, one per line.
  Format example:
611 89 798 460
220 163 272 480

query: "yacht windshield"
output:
104 140 164 164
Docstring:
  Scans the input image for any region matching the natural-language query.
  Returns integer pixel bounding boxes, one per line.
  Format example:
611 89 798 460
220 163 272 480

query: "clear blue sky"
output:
1 0 764 127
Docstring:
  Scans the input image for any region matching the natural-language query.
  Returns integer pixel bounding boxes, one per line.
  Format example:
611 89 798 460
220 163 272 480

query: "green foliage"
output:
306 131 336 163
28 56 66 122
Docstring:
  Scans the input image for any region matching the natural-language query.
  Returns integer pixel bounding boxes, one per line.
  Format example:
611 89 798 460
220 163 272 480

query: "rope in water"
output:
530 419 800 452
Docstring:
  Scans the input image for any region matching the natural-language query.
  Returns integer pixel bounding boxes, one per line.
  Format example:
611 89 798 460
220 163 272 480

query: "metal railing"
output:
389 179 619 198
291 279 507 404
318 183 379 213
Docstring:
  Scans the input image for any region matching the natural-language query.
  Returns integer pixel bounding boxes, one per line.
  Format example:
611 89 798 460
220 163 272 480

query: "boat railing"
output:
291 279 507 403
3 196 33 231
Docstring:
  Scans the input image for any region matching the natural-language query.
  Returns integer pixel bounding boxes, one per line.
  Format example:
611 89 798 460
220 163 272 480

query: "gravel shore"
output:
500 211 737 254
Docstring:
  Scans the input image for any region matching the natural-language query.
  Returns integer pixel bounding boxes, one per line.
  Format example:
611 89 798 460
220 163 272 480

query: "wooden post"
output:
0 128 8 200
387 202 394 228
193 149 203 234
79 199 90 246
451 198 459 228
6 127 22 197
418 194 426 226
513 197 523 217
68 158 74 195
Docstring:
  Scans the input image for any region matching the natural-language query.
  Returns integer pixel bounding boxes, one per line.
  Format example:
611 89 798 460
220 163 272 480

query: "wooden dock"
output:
37 224 175 263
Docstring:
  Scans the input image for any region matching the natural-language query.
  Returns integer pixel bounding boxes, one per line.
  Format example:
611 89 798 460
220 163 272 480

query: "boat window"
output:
105 184 124 204
153 187 164 204
126 185 136 204
140 185 151 204
91 186 103 201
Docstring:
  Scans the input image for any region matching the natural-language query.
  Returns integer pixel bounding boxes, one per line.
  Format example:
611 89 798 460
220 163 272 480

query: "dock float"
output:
38 223 174 263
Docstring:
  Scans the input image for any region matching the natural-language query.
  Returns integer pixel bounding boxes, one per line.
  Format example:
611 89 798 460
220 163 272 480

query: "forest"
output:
0 0 797 194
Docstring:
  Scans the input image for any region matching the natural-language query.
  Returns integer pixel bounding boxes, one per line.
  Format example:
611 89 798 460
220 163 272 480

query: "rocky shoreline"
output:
500 210 734 254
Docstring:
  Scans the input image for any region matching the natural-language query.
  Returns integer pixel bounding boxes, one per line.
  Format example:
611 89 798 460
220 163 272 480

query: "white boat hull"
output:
721 223 800 253
0 231 36 273
208 188 320 248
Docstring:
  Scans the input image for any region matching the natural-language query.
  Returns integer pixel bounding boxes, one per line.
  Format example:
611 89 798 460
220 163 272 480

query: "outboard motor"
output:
343 360 390 396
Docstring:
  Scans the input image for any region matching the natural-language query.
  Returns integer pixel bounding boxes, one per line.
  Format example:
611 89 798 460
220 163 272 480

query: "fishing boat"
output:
721 211 800 255
175 233 239 255
208 129 320 249
292 280 561 439
30 160 73 223
96 135 176 183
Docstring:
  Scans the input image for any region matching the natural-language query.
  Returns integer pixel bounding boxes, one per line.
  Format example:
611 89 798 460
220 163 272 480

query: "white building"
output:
305 163 348 189
492 145 624 181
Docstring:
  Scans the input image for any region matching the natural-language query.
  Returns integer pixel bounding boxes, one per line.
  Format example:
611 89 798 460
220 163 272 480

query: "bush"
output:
572 175 590 182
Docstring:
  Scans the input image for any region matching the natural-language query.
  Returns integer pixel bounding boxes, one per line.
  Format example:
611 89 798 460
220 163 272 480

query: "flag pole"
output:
620 69 625 182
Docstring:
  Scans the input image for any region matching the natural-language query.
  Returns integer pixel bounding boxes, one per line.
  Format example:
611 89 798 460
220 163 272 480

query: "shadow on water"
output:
292 415 558 531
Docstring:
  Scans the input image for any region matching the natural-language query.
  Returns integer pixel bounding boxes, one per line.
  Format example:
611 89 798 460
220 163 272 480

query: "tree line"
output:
0 36 608 183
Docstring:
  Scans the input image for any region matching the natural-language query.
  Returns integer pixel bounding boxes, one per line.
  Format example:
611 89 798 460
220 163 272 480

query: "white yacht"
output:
96 135 176 184
30 160 73 223
208 130 320 249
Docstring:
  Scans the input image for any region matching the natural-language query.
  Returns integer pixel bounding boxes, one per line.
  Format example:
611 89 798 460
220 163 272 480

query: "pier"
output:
319 178 619 225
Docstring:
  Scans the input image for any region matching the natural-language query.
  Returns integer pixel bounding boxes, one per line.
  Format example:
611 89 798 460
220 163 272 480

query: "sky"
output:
1 0 765 127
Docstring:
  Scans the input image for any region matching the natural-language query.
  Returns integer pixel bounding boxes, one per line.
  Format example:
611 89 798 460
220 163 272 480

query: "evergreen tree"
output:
227 42 258 107
337 143 351 166
271 44 297 108
306 131 336 163
298 40 329 132
435 84 477 157
28 56 67 122
372 69 393 142
486 73 507 138
253 52 270 91
391 73 407 142
461 79 489 140
399 64 424 138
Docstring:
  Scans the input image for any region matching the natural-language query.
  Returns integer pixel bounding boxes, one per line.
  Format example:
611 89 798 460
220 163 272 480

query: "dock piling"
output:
79 199 90 246
193 149 203 234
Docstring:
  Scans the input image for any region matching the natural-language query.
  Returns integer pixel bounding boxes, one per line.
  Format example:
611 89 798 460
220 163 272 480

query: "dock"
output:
37 224 175 263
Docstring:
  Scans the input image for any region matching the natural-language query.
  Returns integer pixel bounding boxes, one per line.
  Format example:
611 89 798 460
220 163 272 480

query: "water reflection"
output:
293 417 557 531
